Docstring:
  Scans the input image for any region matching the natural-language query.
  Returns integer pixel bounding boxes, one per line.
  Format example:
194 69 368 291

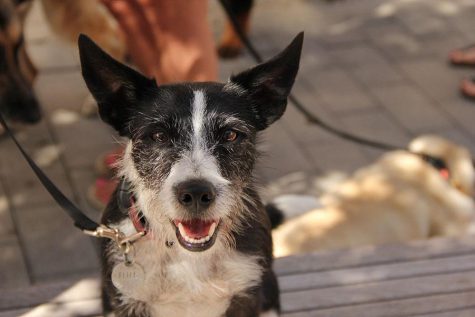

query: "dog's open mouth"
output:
172 219 219 252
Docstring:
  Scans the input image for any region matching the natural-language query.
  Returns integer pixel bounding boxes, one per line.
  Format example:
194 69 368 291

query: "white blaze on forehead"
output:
160 90 229 192
188 90 228 185
192 90 206 145
190 90 210 171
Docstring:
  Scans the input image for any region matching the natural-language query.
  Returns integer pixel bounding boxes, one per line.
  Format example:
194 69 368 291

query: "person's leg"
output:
100 0 157 77
139 0 218 82
217 0 253 59
101 0 217 82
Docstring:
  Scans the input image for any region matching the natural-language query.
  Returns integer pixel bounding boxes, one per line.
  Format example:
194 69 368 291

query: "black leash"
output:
0 111 146 246
218 0 402 152
0 111 98 231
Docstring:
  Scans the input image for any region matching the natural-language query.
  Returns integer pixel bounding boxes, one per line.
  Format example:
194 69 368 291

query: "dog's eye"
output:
222 130 238 142
150 132 168 143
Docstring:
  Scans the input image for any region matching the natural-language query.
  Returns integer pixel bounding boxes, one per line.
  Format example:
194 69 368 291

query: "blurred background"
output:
2 0 475 314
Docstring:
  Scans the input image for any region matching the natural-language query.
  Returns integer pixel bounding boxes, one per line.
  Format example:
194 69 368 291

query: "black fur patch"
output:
265 202 285 229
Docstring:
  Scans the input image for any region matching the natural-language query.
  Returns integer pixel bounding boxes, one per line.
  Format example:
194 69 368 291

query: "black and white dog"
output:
78 32 303 317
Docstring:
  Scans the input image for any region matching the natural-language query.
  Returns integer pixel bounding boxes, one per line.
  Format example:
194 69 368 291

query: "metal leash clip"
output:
83 225 146 251
85 224 147 292
83 225 122 242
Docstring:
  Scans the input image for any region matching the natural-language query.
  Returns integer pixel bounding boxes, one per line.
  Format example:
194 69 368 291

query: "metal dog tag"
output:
111 261 145 295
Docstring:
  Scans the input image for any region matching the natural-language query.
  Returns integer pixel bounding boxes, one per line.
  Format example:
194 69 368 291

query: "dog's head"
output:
409 135 475 197
79 33 303 252
0 0 40 125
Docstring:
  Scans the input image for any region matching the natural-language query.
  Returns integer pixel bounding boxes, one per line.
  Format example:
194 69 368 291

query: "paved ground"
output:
2 0 475 292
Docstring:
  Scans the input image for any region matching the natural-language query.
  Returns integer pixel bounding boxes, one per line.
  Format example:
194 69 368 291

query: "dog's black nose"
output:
175 180 216 212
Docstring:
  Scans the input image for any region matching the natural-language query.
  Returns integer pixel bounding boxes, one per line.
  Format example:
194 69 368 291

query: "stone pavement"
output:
2 0 475 293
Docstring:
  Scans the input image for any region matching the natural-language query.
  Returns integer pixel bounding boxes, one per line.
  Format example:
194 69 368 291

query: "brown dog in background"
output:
0 0 124 128
271 135 475 257
0 0 40 127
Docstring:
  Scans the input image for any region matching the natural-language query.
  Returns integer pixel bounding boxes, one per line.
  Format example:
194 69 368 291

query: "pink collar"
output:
128 197 148 236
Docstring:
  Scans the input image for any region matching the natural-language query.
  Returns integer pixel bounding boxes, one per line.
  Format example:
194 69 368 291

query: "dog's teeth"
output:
178 223 186 238
177 221 218 244
208 222 217 237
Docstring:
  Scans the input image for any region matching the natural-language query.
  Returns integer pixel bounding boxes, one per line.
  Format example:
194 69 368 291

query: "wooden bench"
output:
2 235 475 317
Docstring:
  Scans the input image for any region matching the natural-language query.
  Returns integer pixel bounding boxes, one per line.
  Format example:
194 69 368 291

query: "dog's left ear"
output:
227 32 303 130
78 34 155 137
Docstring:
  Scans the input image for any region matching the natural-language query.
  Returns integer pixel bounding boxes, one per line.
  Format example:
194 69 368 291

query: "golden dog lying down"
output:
272 135 475 257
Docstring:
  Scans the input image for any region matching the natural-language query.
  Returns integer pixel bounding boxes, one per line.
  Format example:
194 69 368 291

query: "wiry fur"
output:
79 33 304 316
272 135 475 257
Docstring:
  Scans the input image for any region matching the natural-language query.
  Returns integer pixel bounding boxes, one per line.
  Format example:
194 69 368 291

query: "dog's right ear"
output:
78 34 155 136
227 32 303 130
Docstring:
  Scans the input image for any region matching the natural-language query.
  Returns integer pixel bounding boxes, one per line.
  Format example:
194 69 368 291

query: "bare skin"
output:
100 0 218 83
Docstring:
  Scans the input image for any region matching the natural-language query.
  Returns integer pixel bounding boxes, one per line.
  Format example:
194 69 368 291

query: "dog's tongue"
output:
440 168 450 180
178 219 214 239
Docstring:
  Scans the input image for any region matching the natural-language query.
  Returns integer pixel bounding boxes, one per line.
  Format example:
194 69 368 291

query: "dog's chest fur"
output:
110 220 263 317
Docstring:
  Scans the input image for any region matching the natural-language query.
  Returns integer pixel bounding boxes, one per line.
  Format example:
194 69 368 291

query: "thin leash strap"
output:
0 111 99 231
218 0 402 152
218 0 475 168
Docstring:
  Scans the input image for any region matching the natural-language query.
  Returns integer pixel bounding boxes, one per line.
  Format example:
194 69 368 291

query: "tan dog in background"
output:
272 135 475 257
40 0 126 60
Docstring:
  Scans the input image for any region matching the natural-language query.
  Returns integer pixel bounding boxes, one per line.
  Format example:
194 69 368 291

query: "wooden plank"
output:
3 283 475 317
0 184 15 238
281 270 475 312
279 253 475 292
282 291 475 317
13 205 99 283
416 307 475 317
274 235 475 275
370 83 451 133
0 277 100 311
0 308 32 317
0 308 30 317
256 120 315 182
0 236 30 290
0 299 101 317
3 238 475 315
